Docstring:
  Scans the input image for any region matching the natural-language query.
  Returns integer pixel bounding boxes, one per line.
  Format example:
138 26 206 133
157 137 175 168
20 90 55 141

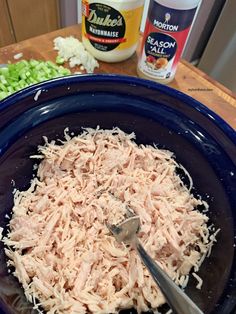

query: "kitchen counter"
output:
0 24 236 129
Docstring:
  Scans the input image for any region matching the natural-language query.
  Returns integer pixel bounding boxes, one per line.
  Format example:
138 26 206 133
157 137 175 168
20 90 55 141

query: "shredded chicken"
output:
2 127 218 313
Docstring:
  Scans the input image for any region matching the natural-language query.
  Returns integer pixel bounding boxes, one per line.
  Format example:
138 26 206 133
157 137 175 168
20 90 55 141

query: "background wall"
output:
77 0 82 23
198 0 236 93
61 0 78 26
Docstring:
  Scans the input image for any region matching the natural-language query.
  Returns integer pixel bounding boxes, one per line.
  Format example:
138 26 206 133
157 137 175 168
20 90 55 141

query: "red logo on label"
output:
85 33 126 44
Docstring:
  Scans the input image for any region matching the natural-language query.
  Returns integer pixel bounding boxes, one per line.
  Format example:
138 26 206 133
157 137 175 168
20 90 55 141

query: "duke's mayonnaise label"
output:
82 0 143 52
138 0 198 81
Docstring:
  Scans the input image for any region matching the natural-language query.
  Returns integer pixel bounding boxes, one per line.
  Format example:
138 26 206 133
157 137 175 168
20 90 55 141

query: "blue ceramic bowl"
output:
0 74 235 314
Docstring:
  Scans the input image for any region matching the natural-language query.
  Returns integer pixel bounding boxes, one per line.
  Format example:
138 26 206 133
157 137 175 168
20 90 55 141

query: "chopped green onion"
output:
56 55 65 65
0 59 71 100
0 91 8 99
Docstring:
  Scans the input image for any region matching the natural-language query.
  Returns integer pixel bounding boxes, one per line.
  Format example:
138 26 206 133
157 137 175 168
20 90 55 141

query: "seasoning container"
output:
82 0 144 62
137 0 200 84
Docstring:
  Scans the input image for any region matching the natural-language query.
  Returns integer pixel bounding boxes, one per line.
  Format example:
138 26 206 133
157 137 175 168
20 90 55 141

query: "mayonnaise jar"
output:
82 0 144 62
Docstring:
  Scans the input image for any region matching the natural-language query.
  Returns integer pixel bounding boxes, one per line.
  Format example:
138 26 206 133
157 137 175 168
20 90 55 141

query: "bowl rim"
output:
0 74 235 145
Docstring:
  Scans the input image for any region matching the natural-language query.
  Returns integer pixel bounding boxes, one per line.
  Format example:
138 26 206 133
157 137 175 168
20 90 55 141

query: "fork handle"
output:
135 238 204 314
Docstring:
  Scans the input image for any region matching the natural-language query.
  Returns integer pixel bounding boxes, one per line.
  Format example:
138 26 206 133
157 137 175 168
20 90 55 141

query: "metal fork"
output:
107 214 204 314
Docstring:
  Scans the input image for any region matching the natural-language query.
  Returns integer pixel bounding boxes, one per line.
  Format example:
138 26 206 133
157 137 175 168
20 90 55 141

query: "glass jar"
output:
82 0 144 62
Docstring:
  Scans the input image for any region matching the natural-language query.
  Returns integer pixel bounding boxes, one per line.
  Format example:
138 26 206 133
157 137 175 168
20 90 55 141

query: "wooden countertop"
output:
0 25 236 129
